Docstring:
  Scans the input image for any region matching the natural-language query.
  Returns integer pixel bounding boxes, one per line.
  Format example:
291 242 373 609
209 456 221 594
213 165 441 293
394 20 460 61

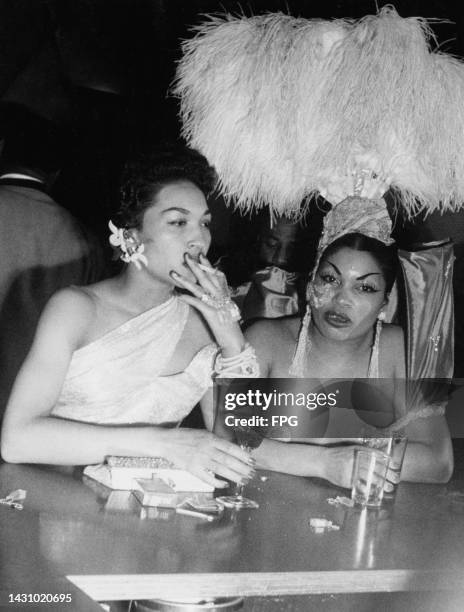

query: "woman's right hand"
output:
158 428 256 489
170 254 244 354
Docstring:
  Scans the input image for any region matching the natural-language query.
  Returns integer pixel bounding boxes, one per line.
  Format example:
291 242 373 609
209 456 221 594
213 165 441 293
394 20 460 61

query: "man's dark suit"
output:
0 180 105 418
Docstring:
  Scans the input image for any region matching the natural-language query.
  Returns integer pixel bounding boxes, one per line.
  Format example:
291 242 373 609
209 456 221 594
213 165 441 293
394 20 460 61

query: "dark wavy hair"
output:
321 232 398 294
116 145 216 229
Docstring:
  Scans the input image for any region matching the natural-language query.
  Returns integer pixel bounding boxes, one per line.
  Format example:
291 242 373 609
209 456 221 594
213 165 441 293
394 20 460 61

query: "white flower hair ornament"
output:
108 220 148 270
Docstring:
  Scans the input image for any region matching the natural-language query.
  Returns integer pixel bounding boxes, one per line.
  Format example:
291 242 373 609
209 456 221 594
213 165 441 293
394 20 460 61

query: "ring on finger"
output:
200 292 215 306
200 293 241 322
200 292 230 309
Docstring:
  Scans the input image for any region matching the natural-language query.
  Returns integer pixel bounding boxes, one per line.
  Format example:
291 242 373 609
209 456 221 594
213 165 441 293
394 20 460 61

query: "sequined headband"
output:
318 195 395 258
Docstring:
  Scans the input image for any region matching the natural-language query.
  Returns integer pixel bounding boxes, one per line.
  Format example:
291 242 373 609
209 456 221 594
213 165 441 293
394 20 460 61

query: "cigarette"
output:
176 507 215 521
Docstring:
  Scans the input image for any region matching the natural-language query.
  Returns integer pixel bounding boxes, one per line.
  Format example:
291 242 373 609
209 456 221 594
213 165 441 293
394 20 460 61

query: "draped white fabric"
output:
53 296 217 425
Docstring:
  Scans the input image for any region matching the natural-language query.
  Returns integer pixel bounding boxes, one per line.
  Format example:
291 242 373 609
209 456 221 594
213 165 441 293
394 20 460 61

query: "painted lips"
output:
324 310 352 327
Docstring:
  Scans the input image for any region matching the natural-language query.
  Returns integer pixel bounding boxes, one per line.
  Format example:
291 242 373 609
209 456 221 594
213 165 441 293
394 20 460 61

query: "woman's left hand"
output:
170 254 244 352
322 444 399 493
383 464 401 493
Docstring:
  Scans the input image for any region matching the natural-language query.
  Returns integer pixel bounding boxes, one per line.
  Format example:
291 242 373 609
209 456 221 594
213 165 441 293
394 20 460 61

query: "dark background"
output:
0 0 462 236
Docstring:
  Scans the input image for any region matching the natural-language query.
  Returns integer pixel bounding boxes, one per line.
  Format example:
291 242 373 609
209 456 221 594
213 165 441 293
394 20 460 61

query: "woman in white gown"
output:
0 147 256 489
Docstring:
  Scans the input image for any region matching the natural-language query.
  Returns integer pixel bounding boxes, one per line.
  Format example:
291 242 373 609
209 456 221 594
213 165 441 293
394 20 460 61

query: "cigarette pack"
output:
82 477 178 518
132 477 209 508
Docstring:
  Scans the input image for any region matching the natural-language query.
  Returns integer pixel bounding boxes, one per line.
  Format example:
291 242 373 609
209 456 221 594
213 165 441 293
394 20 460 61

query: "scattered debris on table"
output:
0 489 26 510
327 496 354 508
309 517 340 533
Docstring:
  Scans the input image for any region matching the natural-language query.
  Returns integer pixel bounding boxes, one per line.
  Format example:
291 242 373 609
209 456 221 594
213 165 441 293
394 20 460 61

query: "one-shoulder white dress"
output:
52 296 217 425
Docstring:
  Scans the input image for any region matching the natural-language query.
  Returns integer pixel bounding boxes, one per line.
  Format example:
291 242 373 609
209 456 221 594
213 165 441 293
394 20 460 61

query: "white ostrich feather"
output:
173 7 464 216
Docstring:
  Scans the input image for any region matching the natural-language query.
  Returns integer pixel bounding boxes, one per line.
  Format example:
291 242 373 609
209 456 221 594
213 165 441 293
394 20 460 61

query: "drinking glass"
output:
347 505 393 569
362 434 408 501
351 449 390 508
216 425 260 509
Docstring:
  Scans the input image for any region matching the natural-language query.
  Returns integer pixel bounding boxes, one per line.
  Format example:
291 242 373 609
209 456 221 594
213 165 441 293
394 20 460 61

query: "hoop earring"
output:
108 220 148 270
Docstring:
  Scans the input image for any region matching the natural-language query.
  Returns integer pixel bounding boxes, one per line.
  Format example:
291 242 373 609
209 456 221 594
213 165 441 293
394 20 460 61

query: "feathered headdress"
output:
173 7 464 217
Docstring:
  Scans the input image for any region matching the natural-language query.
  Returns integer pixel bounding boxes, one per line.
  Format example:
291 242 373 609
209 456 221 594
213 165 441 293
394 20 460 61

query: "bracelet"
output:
214 342 260 378
382 401 447 435
106 456 175 469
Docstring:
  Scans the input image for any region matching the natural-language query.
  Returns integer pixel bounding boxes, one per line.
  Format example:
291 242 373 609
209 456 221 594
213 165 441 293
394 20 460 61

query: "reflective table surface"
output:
1 462 463 609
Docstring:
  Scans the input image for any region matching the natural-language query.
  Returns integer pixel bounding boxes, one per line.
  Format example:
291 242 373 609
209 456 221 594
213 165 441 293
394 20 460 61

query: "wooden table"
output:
0 462 463 611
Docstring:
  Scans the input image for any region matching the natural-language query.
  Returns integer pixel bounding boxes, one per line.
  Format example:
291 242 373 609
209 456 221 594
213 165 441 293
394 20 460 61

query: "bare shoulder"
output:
38 286 97 350
245 316 299 376
245 316 299 351
46 286 96 319
381 323 405 350
380 323 406 377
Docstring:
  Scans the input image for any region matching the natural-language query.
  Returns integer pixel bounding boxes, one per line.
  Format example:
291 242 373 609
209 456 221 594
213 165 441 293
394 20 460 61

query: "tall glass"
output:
362 433 408 501
351 449 390 508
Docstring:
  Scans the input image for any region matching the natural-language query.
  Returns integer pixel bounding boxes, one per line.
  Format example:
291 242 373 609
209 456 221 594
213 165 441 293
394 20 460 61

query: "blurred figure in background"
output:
219 208 321 325
0 104 105 421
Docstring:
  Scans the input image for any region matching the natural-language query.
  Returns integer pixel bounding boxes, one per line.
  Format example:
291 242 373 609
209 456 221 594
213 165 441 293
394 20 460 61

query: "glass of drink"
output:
216 424 260 510
351 449 390 508
361 434 408 501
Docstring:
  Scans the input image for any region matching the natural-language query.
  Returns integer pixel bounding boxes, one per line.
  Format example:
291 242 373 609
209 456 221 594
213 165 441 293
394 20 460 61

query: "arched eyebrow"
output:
323 260 341 275
324 260 381 279
357 272 382 280
161 206 211 216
